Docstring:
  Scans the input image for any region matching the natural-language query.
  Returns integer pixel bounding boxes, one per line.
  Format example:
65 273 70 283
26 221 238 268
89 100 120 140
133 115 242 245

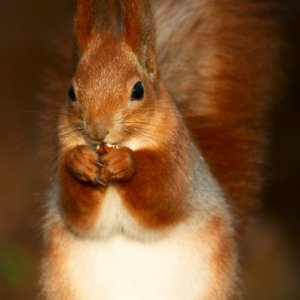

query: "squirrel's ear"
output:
75 0 157 75
75 0 123 51
123 1 157 76
75 0 96 51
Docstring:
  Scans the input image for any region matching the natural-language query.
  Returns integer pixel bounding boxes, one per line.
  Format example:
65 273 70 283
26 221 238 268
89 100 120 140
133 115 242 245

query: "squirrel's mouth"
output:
96 143 120 154
96 143 119 150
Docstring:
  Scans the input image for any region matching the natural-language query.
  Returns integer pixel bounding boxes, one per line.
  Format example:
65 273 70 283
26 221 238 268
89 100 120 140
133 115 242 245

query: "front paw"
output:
65 145 106 185
99 147 135 182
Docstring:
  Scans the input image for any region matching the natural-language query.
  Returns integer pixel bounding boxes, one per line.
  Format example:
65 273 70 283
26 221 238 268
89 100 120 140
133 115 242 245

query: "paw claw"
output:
94 174 107 186
96 161 105 168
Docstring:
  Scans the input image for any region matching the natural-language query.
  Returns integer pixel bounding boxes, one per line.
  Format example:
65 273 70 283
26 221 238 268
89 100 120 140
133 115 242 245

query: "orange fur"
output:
122 1 157 74
117 147 189 229
153 0 284 234
202 213 239 300
41 0 284 299
41 218 76 300
59 146 108 232
75 0 97 50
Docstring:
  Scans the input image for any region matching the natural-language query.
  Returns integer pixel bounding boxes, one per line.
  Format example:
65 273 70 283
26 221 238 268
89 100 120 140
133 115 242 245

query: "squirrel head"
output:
59 0 176 150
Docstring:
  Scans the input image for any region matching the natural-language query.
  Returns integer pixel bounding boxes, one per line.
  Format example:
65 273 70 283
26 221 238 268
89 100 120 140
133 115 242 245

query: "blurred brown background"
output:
0 0 299 299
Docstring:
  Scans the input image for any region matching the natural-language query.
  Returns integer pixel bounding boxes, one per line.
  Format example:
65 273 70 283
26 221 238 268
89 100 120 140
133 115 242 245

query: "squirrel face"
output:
62 37 165 149
58 1 179 151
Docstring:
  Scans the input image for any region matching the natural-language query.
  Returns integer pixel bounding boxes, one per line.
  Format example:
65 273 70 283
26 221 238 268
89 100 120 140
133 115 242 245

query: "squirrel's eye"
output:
68 84 76 102
131 81 144 101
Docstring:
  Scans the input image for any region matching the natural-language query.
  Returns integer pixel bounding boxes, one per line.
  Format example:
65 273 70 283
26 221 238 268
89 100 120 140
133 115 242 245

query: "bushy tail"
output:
153 0 285 234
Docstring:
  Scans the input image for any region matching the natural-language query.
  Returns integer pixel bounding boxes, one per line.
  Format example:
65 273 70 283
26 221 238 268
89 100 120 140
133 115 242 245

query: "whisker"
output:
122 121 161 129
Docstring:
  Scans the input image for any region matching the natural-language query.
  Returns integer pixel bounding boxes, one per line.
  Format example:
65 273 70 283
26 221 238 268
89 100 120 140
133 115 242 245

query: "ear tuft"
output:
75 0 123 51
75 0 157 75
123 1 157 75
94 1 123 38
75 0 96 51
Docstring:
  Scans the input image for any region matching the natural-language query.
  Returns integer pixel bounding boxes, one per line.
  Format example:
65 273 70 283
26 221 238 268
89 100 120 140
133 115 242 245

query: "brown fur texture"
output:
75 0 97 50
55 12 196 232
41 0 284 298
117 146 189 229
41 219 77 300
59 146 108 232
152 0 284 234
203 213 240 300
44 0 284 237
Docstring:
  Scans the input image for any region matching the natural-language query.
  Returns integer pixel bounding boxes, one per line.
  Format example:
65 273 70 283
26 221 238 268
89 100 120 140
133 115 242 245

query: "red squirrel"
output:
41 0 283 299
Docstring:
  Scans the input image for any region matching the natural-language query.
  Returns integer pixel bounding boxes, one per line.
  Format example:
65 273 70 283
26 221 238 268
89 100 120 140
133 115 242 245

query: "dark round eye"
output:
68 84 76 102
131 81 144 101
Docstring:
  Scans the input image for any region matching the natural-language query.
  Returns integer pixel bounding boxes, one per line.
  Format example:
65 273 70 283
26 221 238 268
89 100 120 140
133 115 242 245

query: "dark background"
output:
0 1 299 299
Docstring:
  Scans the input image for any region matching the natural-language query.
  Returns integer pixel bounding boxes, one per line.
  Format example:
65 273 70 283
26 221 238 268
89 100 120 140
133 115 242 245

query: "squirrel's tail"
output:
153 0 285 234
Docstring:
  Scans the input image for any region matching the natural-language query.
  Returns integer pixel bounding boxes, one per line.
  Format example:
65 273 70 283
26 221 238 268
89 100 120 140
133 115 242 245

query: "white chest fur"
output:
49 168 231 300
59 187 214 300
66 229 213 300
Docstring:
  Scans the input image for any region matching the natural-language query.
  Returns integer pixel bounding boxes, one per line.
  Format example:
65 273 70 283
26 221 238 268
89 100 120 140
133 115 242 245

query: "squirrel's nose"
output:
85 124 109 143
